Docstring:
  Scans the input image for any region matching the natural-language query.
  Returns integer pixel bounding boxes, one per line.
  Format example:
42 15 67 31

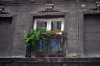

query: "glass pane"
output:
50 39 61 51
37 21 47 29
36 21 47 51
39 40 45 51
51 21 61 30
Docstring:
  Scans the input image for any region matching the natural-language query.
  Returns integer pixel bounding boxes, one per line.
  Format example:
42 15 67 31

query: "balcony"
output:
25 30 67 58
33 33 66 57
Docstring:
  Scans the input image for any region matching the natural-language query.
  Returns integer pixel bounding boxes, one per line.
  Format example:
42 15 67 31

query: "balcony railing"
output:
31 51 64 57
30 33 66 57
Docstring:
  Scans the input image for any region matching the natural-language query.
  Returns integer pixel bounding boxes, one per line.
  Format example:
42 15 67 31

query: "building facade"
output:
0 0 100 66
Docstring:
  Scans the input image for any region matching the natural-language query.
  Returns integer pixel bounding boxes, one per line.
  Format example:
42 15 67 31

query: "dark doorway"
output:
84 14 100 57
0 17 12 57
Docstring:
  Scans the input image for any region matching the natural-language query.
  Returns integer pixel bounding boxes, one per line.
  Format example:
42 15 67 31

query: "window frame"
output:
33 17 65 57
34 18 64 31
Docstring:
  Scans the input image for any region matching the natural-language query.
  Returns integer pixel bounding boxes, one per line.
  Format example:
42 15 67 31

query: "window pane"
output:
50 39 61 51
51 21 62 52
36 21 47 51
37 21 47 29
37 21 47 51
39 40 45 51
51 21 61 30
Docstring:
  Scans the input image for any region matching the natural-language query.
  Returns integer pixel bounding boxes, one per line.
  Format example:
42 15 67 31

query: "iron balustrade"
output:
26 32 67 58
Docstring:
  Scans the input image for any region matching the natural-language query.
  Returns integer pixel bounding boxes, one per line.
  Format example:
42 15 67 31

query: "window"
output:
34 18 64 31
34 18 64 56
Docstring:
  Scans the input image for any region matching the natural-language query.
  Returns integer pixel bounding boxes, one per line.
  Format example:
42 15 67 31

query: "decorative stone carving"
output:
0 6 8 14
42 4 59 12
89 2 100 12
96 2 100 10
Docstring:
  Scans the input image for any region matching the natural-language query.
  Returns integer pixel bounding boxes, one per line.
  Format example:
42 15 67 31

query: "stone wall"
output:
0 58 100 66
0 0 99 58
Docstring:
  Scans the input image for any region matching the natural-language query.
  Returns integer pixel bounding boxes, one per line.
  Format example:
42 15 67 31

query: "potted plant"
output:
48 30 63 38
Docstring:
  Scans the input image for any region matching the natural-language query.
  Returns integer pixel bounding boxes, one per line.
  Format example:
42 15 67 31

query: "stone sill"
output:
0 57 100 63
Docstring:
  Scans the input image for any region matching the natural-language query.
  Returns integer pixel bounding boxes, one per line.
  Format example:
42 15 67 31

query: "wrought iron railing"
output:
31 51 64 57
26 32 67 58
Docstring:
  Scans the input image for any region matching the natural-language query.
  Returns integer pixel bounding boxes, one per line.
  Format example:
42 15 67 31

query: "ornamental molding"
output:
0 6 9 14
42 4 59 12
89 2 100 13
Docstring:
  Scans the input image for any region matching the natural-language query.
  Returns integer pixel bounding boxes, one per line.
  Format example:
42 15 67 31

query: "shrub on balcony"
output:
25 28 64 52
25 28 51 52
